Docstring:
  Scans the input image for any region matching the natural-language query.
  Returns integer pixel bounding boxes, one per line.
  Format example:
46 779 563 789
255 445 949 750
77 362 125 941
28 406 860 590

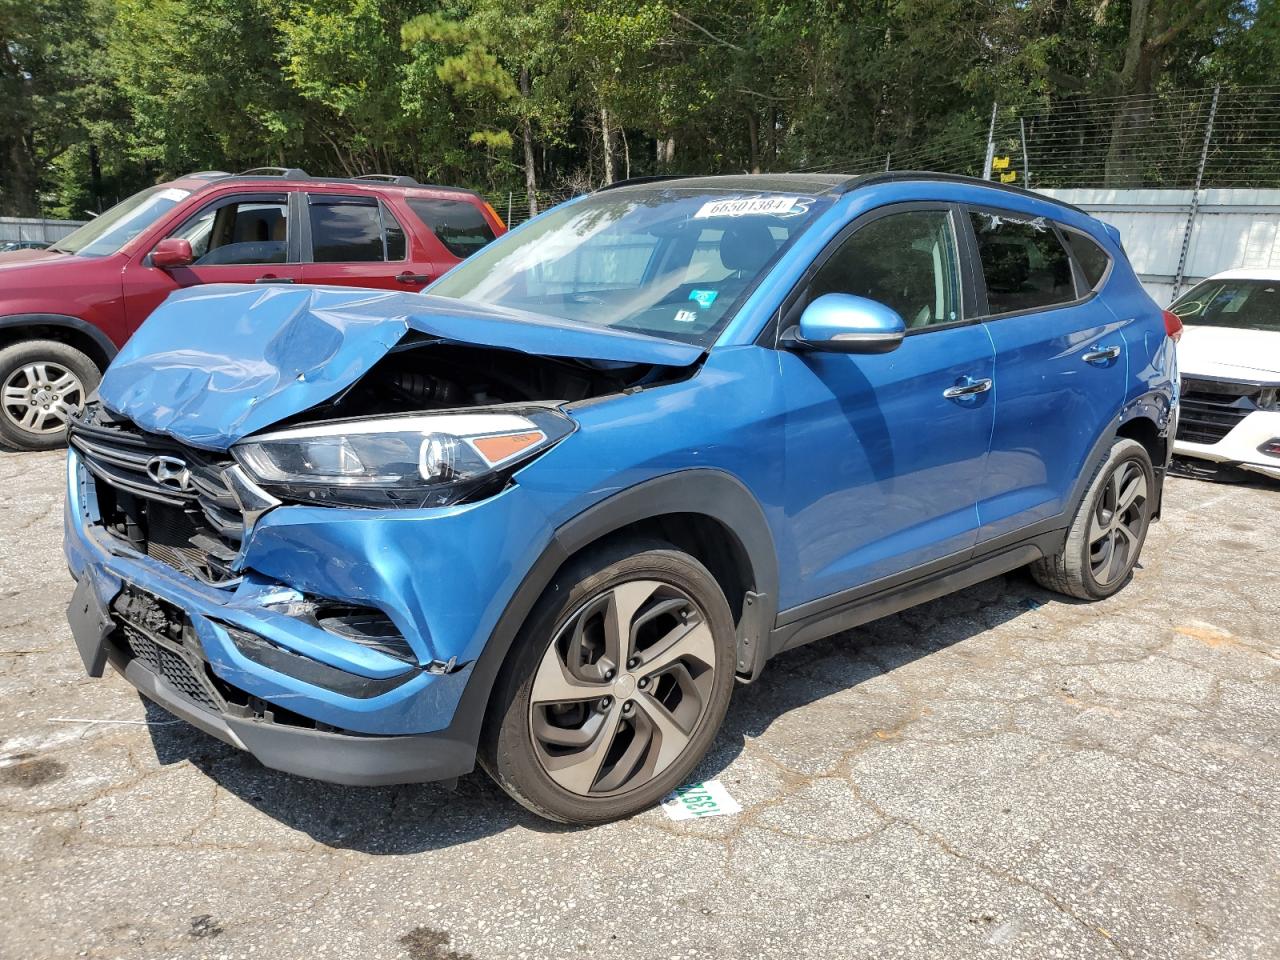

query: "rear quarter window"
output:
1064 231 1112 290
407 198 496 259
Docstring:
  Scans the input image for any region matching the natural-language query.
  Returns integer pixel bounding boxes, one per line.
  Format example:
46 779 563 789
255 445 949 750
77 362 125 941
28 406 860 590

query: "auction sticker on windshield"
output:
661 780 742 820
694 195 812 219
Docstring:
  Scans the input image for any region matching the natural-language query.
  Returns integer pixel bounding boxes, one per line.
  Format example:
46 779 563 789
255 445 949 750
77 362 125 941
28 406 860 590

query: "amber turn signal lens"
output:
470 431 546 465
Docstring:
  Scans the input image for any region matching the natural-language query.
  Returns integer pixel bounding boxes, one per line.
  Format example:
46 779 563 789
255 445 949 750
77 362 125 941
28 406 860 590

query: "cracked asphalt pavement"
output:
2 449 1278 960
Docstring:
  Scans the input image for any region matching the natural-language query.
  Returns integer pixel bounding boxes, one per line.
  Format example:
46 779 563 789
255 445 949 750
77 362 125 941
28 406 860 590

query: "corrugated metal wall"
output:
1039 188 1280 305
0 217 86 244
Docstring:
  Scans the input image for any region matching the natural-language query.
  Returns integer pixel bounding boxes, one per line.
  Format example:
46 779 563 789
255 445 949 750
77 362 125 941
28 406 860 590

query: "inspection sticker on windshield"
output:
694 195 811 219
661 780 742 820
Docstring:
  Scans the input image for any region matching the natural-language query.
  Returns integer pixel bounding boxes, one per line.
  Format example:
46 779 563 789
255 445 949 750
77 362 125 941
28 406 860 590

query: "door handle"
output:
943 377 993 399
254 275 295 284
1082 345 1121 364
396 272 431 284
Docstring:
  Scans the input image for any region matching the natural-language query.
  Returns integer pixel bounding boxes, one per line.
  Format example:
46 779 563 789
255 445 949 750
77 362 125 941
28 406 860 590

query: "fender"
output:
0 313 119 364
441 468 781 765
1118 387 1175 517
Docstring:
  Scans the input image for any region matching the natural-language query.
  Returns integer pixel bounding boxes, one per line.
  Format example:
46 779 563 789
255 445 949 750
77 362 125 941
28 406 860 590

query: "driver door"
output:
776 203 996 609
122 192 303 328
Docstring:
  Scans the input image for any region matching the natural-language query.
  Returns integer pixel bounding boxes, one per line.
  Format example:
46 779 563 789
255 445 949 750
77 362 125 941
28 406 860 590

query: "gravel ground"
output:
1 450 1277 960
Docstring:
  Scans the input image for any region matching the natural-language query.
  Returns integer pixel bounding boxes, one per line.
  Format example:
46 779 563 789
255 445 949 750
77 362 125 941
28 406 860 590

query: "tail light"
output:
1163 309 1183 343
483 201 507 231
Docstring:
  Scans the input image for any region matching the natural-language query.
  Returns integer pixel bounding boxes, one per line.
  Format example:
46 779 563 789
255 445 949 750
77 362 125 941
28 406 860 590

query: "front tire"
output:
479 539 737 824
1030 438 1154 600
0 339 99 451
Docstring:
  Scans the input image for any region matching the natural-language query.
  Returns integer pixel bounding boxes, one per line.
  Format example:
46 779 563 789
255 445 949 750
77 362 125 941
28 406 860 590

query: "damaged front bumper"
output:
63 450 554 786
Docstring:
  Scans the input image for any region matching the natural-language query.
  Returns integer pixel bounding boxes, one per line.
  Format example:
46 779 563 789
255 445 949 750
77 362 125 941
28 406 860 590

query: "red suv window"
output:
406 198 496 259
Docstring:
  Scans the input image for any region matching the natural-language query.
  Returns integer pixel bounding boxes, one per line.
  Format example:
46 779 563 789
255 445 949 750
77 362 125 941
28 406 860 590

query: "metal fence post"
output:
884 153 891 172
1172 84 1220 299
982 102 997 180
1019 116 1030 188
507 192 513 225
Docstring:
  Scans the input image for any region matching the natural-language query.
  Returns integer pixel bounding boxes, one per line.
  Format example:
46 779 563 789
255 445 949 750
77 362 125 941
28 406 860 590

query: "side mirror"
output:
150 237 194 269
785 293 906 354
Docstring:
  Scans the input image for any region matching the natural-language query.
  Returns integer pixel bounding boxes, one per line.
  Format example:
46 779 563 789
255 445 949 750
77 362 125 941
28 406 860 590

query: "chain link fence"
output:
479 189 578 227
798 84 1280 191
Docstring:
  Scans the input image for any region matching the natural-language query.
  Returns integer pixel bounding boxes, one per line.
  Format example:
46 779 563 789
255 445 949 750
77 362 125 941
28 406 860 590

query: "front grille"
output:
121 623 221 710
1177 377 1267 445
113 589 225 711
69 403 245 584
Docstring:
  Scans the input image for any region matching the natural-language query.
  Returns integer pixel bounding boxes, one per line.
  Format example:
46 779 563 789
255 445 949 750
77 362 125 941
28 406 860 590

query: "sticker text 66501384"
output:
694 195 812 220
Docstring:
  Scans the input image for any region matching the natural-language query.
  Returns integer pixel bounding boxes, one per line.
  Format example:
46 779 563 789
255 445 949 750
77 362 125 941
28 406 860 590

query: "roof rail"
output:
183 170 232 180
355 173 420 186
834 170 1089 216
238 167 311 180
596 174 691 192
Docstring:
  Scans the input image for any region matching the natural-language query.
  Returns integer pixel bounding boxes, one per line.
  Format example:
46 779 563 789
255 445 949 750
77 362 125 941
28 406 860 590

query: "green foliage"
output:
0 0 1271 216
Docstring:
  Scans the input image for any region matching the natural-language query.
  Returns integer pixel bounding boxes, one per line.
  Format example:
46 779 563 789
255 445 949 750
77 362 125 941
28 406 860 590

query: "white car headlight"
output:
233 407 574 508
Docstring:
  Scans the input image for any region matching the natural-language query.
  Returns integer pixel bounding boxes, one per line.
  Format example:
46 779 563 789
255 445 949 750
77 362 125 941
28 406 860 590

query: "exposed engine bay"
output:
284 335 690 423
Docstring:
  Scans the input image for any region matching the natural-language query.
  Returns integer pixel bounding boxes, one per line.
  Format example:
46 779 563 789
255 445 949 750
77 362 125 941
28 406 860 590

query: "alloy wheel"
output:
528 579 718 797
1 361 86 435
1087 460 1149 587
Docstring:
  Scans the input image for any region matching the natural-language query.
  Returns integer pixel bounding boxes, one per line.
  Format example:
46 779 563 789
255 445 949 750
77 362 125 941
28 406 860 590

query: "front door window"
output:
170 197 290 266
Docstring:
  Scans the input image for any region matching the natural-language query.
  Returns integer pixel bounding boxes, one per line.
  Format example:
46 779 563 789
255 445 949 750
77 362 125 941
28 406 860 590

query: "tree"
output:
403 0 569 214
0 0 109 215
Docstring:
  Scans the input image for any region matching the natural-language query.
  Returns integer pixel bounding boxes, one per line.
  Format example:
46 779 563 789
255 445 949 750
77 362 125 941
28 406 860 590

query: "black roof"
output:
597 170 1087 216
600 173 850 195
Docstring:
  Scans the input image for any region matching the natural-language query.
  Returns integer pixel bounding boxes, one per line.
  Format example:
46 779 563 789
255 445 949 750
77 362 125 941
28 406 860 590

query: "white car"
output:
1169 268 1280 480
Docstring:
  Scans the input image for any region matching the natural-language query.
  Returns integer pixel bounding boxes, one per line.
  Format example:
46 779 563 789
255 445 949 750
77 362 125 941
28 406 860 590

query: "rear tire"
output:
479 538 736 824
0 339 99 451
1030 438 1154 600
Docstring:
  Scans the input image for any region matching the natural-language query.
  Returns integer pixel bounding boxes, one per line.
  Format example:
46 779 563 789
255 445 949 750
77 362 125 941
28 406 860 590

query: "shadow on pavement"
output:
139 567 1061 853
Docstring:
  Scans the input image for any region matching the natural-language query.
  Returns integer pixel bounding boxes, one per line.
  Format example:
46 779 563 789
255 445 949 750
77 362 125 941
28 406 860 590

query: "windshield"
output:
429 187 833 345
52 186 191 257
1171 278 1280 333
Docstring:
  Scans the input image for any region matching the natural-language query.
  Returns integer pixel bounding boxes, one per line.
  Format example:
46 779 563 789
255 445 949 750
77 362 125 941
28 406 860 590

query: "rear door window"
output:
308 196 404 263
406 198 496 258
969 210 1077 315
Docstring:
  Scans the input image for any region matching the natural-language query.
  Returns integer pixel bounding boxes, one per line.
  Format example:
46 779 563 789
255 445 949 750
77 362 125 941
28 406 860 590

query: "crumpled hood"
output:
1178 325 1280 380
99 283 703 450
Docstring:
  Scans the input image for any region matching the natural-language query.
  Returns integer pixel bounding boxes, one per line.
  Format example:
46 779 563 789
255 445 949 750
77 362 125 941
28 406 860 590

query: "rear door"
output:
122 191 302 326
299 193 424 290
967 207 1128 544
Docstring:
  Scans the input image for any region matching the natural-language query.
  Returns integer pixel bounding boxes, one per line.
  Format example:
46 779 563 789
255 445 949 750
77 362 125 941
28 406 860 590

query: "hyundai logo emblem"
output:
145 455 193 492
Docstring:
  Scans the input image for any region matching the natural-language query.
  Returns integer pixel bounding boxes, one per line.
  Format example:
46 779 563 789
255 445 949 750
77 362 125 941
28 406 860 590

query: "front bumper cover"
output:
63 449 553 785
1173 409 1280 481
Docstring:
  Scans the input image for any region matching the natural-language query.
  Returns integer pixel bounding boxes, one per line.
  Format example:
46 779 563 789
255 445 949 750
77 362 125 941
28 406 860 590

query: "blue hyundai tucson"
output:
64 173 1179 823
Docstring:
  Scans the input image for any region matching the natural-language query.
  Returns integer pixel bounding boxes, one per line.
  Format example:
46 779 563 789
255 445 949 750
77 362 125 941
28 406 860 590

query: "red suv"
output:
0 168 505 450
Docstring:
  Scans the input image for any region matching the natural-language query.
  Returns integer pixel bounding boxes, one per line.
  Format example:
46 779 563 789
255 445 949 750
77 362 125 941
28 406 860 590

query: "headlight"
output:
233 407 574 508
